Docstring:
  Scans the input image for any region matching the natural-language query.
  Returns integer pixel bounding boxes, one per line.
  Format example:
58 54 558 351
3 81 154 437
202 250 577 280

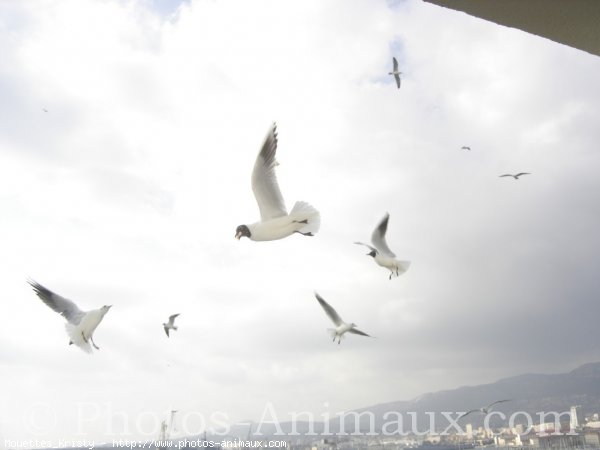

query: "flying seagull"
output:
499 172 531 179
388 57 402 89
461 146 471 151
163 314 180 337
458 400 511 420
42 108 48 113
235 123 320 241
355 213 411 280
315 293 371 344
28 279 112 353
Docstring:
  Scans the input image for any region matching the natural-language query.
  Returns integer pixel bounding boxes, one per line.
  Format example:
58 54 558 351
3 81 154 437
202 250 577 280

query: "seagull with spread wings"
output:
163 314 180 337
315 293 371 344
461 146 471 151
235 123 320 241
458 400 511 420
355 213 411 280
28 279 112 353
388 57 402 89
499 172 531 179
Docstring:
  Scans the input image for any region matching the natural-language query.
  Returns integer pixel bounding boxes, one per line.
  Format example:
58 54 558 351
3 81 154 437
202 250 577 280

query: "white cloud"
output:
1 0 600 442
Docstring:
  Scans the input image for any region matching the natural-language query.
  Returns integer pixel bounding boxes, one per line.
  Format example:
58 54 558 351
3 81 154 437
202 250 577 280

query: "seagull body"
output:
500 172 530 179
388 57 402 89
459 400 511 420
163 314 180 337
235 123 320 241
461 146 471 151
28 279 111 353
315 293 370 344
355 213 410 280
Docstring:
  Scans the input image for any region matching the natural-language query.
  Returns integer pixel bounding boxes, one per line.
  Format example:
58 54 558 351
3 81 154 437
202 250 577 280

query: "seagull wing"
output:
394 73 401 89
164 325 170 337
251 123 288 221
392 57 398 72
28 279 85 325
515 172 531 177
371 213 396 257
499 174 513 178
168 313 180 326
486 399 511 409
354 241 378 254
315 293 343 327
458 410 478 420
348 328 371 337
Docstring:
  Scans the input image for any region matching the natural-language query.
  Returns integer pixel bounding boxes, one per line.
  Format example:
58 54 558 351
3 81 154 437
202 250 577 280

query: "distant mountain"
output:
234 362 600 438
349 361 600 432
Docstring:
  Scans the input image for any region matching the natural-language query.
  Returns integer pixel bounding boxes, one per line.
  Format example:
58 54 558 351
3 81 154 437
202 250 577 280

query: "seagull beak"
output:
235 231 242 240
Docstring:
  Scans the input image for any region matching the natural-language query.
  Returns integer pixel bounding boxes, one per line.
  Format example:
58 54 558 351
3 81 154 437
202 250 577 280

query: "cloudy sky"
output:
1 0 600 443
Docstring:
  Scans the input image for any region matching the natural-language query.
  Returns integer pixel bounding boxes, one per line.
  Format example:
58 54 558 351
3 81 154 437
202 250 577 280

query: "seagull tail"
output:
290 201 320 236
395 260 411 276
65 323 93 354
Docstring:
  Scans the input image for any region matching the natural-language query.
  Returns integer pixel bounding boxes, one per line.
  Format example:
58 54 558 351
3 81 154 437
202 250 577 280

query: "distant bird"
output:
355 213 411 280
461 146 471 151
499 172 531 179
235 123 320 241
28 279 112 353
458 400 511 420
42 108 48 113
388 57 402 89
163 314 180 337
315 293 370 344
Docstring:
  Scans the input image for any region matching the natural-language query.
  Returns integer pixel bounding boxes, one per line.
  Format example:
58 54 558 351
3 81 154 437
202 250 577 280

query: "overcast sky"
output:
2 0 600 443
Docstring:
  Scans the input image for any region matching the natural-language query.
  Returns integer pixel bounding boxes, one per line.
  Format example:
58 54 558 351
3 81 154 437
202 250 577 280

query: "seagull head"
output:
366 249 377 258
350 323 358 328
101 305 112 314
235 224 251 240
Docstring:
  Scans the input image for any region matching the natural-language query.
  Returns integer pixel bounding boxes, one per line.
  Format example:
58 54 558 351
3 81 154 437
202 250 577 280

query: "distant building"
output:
586 420 600 429
465 423 473 440
570 405 584 430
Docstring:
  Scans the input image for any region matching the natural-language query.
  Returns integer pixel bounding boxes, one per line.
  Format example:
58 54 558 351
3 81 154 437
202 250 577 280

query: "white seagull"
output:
163 313 180 337
28 279 112 353
355 213 411 280
315 292 371 344
235 123 320 241
388 57 402 89
499 172 530 179
458 400 511 420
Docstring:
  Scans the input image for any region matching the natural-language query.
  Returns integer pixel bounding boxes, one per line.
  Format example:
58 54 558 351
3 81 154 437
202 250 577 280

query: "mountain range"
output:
224 362 600 438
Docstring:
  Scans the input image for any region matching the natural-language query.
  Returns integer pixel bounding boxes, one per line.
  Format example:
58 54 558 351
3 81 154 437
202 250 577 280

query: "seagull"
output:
458 400 511 420
500 172 531 179
355 213 411 280
235 123 320 241
315 292 370 344
28 279 112 353
163 314 180 337
388 57 402 89
42 108 48 113
461 146 471 151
